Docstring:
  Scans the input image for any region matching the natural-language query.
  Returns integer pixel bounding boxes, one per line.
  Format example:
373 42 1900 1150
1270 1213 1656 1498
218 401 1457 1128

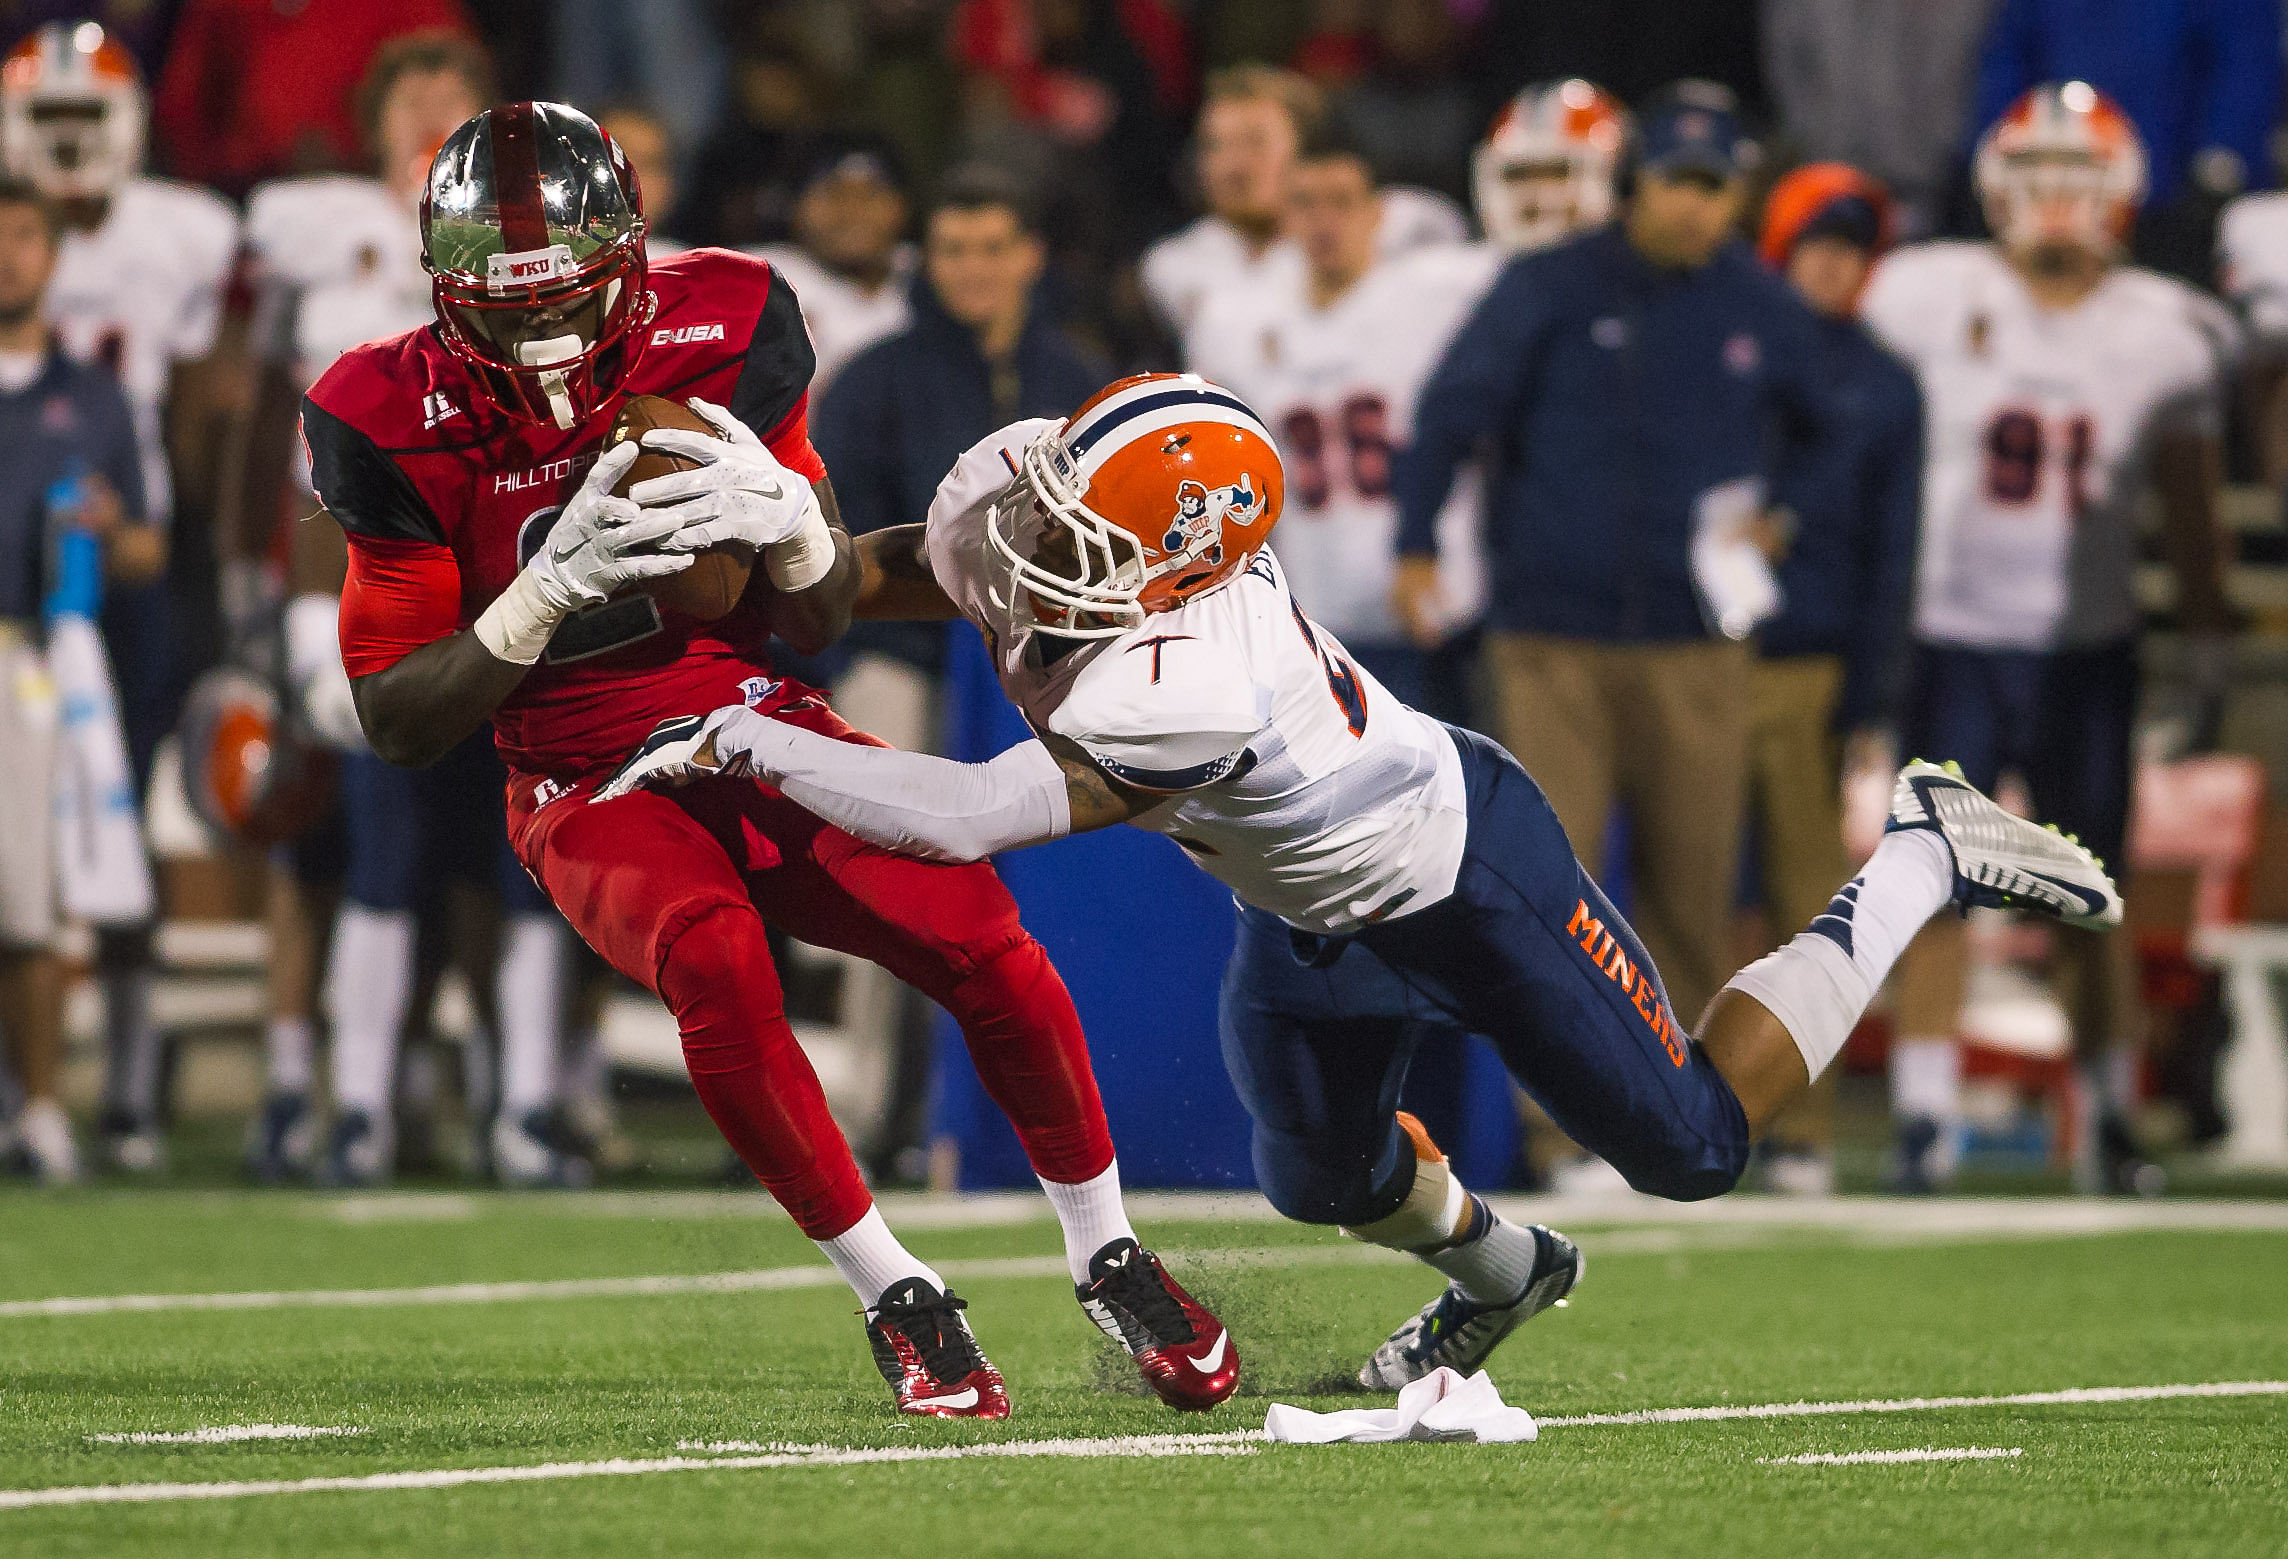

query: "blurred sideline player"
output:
754 141 915 398
312 103 1234 1416
2217 174 2288 486
1189 127 1492 708
1749 164 1924 1194
238 35 582 1186
1 21 238 1172
612 371 2121 1388
1142 64 1464 364
0 175 153 1184
1860 84 2238 1193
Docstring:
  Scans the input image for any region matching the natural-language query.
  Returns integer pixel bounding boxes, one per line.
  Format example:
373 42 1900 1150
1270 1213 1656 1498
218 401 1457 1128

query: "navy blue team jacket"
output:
1394 225 1832 644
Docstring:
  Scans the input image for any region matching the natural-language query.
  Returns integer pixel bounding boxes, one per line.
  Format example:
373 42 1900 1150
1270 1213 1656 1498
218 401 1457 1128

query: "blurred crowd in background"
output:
5 0 2288 1199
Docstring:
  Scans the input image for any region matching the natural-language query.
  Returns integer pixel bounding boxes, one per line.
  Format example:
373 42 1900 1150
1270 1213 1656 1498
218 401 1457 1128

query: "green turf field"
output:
0 1191 2283 1558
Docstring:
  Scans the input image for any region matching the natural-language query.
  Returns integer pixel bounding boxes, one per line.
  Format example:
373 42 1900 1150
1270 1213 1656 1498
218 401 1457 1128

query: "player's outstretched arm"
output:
596 710 1148 861
852 525 961 622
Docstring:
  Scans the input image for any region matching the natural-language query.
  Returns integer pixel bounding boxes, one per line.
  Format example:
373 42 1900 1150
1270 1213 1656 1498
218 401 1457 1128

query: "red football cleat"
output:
865 1278 1012 1419
1077 1239 1240 1411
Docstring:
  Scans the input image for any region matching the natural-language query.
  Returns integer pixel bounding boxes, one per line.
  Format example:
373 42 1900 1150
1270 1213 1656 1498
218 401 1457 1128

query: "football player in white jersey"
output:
2 21 239 1172
1189 132 1494 705
605 373 2122 1386
755 144 915 397
1142 65 1464 365
1859 83 2238 1194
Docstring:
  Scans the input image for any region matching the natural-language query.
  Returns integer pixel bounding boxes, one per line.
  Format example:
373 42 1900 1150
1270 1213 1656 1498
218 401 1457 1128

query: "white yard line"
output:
1538 1379 2288 1427
14 1197 2288 1321
1760 1446 2024 1466
86 1426 362 1446
0 1435 1262 1511
14 1381 2280 1512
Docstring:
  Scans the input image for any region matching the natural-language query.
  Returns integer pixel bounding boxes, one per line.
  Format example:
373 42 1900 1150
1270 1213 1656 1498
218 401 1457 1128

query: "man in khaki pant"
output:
1394 86 1837 1183
1486 636 1751 1029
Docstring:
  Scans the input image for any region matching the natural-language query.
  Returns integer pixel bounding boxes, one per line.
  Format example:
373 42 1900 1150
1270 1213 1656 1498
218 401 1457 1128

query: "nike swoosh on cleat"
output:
1186 1330 1229 1374
2026 871 2112 917
908 1387 980 1411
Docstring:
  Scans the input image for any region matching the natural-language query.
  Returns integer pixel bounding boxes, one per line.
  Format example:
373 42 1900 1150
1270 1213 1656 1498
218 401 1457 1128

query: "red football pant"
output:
508 722 1113 1240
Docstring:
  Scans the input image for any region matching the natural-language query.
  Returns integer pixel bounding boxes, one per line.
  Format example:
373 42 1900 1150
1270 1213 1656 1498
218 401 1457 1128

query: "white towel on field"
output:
1263 1367 1537 1445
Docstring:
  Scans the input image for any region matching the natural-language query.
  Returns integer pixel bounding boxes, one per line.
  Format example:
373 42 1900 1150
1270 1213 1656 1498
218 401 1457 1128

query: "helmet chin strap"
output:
516 334 584 429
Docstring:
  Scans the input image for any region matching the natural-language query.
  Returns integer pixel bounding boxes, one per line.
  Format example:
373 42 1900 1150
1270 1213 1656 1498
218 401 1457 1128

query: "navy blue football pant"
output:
1221 726 1752 1225
341 730 551 915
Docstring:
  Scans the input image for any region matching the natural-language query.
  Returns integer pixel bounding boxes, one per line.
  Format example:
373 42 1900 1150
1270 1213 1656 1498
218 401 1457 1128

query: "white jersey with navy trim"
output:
924 419 1468 934
47 176 241 525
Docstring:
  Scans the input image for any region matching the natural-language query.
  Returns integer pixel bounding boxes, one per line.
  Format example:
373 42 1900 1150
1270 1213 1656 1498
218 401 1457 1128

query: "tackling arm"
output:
601 709 1149 862
852 524 962 621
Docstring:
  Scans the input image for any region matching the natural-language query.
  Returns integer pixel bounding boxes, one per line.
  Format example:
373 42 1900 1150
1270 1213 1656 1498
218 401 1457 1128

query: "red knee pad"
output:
656 903 871 1238
945 935 1114 1184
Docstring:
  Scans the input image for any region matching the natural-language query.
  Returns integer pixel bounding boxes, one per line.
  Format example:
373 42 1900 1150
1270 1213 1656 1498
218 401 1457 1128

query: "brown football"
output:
604 394 755 622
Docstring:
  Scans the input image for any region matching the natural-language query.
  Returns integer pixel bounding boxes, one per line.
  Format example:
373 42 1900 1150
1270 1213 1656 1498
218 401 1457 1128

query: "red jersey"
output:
307 248 830 780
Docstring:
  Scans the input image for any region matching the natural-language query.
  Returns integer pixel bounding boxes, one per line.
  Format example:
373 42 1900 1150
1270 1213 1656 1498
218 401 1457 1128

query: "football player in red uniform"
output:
306 103 1237 1419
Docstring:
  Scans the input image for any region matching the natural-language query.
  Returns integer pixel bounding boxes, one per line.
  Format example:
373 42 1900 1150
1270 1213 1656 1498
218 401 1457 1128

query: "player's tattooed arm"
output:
1038 733 1152 830
768 476 862 656
853 524 961 621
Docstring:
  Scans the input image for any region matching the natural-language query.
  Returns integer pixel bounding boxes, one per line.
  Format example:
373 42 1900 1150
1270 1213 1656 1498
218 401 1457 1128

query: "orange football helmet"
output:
1975 81 2145 257
0 22 146 201
179 668 336 847
996 373 1285 638
1472 79 1629 253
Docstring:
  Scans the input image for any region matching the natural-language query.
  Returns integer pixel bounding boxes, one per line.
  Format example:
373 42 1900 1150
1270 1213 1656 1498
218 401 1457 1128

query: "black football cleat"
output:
1077 1239 1240 1411
865 1278 1011 1419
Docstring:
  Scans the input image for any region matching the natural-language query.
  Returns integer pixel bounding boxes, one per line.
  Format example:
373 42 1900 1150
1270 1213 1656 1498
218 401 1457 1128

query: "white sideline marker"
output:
11 1380 2281 1513
1760 1447 2023 1466
86 1426 362 1446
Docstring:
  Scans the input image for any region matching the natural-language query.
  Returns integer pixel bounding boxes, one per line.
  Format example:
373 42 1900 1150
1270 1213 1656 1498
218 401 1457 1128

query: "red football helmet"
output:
1472 79 1629 253
1975 81 2146 257
421 101 652 429
996 374 1285 638
0 21 146 201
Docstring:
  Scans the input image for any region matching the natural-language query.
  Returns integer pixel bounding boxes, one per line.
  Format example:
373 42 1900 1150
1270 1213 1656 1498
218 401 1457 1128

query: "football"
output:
604 393 755 622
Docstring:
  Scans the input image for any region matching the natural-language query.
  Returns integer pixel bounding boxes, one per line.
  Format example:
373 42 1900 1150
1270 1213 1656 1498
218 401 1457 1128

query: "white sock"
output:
819 1204 945 1304
496 915 565 1119
1890 1035 1962 1122
266 1016 314 1095
565 1025 609 1112
1039 1158 1140 1283
99 963 163 1123
324 905 414 1117
1725 829 1953 1078
1424 1202 1544 1305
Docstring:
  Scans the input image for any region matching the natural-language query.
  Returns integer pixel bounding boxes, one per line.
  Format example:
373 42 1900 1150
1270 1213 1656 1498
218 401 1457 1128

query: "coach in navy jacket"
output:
1391 83 1834 1031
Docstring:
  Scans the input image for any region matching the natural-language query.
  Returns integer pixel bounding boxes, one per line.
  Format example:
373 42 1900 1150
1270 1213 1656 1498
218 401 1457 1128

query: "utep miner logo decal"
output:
1162 474 1266 562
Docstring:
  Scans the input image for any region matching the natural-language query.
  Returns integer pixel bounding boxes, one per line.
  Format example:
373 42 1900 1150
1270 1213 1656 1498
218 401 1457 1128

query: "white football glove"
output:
594 706 777 803
632 398 836 589
474 440 694 664
283 592 366 751
529 440 695 610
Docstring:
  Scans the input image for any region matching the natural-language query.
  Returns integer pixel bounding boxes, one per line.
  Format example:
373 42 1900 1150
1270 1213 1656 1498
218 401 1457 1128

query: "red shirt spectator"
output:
152 0 475 196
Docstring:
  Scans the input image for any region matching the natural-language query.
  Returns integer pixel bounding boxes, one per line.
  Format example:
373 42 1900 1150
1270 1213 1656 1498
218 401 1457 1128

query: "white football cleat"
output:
1886 760 2122 930
594 714 728 803
16 1099 82 1186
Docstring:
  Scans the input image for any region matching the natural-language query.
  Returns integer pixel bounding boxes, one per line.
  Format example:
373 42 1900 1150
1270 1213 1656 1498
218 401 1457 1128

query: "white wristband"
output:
473 568 570 665
764 490 835 592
